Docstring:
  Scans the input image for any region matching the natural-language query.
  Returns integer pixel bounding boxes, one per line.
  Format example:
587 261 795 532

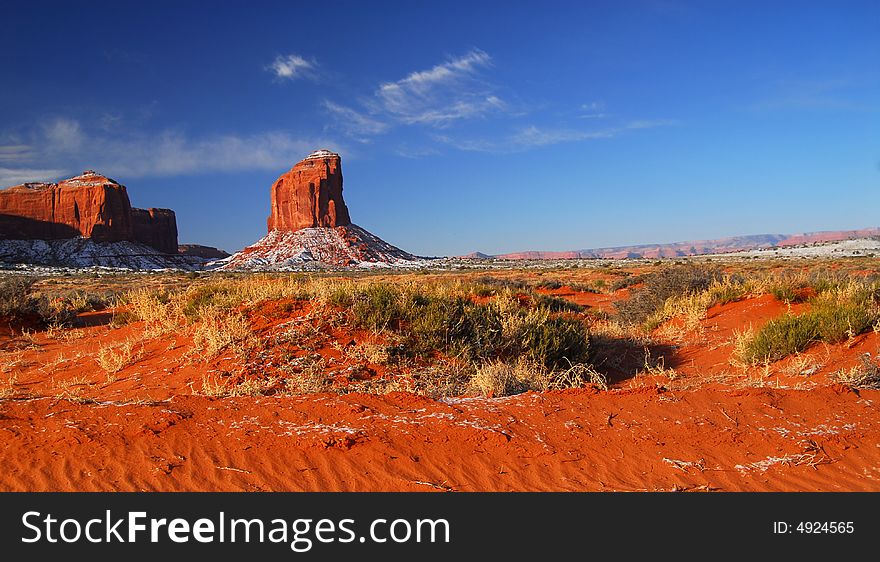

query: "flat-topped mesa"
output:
0 170 133 242
0 170 180 254
267 149 351 233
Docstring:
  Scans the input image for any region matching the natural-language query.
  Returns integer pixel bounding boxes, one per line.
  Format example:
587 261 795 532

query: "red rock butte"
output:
267 149 351 233
0 170 178 254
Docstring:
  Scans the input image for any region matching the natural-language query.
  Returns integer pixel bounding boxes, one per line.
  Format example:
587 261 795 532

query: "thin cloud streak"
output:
435 119 677 153
0 167 68 187
3 118 345 181
321 100 389 136
267 54 318 81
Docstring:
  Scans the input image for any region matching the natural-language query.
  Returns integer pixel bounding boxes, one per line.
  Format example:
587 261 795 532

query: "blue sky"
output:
1 0 878 256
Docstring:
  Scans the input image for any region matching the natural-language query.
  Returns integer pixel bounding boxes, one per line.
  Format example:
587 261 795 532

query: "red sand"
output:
1 386 877 491
2 290 879 492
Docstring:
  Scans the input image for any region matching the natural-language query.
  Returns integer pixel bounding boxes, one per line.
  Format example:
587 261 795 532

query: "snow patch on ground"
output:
712 238 880 259
0 238 203 270
218 224 430 270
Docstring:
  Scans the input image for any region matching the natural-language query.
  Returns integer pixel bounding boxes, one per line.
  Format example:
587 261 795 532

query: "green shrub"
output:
351 283 400 330
740 313 819 363
770 284 802 304
331 282 590 370
741 285 879 363
512 312 589 368
530 292 583 313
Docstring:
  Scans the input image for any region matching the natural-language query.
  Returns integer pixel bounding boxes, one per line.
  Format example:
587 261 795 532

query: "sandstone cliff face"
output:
267 149 351 233
0 171 133 242
0 170 180 254
131 208 178 254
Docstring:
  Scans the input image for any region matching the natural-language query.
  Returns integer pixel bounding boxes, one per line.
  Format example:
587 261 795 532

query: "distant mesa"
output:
178 244 230 260
221 150 421 270
0 171 199 269
468 228 880 261
461 251 494 260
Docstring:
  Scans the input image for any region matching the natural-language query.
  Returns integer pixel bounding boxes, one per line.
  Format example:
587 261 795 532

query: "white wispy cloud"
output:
1 118 343 182
321 100 389 137
0 145 33 162
267 54 318 81
0 167 67 187
435 119 677 153
374 49 501 126
43 118 85 153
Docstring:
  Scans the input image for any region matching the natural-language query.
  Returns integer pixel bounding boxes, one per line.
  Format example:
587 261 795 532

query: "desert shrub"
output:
569 281 602 294
740 283 879 363
810 287 877 342
35 289 110 325
530 292 583 313
0 277 105 326
181 284 237 320
510 310 589 368
770 284 802 304
615 266 720 327
350 283 401 330
96 339 141 374
406 295 504 359
472 285 496 298
330 281 590 370
327 284 355 307
535 279 563 290
0 276 37 317
707 275 749 305
739 313 819 364
191 309 254 359
469 360 544 397
473 276 529 290
610 273 647 291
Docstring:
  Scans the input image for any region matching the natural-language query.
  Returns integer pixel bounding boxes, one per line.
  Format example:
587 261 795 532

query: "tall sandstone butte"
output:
0 170 178 253
267 149 351 233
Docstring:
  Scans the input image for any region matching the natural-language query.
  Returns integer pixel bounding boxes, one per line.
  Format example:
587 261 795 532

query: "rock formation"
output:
267 149 351 232
178 244 230 260
0 171 133 242
0 170 179 254
222 150 421 270
131 208 178 254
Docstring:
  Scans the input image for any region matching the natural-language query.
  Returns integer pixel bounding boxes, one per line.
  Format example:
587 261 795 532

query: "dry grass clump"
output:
615 266 721 328
468 358 606 397
191 309 255 360
95 339 142 374
0 375 17 399
283 355 331 394
346 341 392 364
831 354 880 389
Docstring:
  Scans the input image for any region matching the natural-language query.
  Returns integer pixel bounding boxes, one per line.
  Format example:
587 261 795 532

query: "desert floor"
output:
1 261 879 491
